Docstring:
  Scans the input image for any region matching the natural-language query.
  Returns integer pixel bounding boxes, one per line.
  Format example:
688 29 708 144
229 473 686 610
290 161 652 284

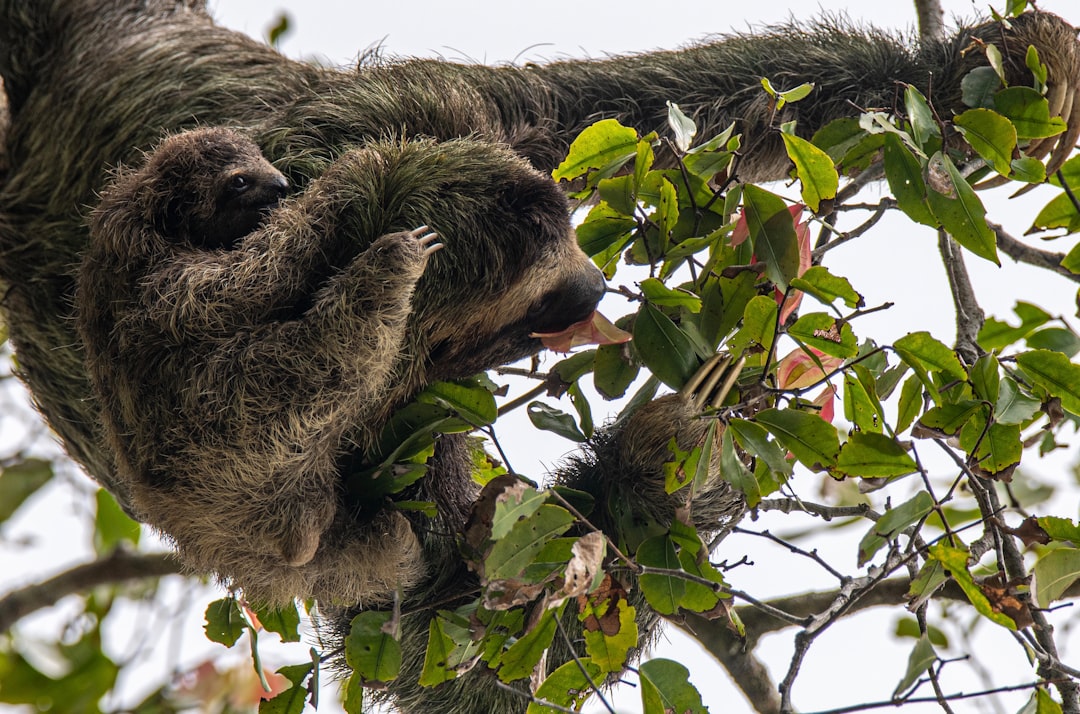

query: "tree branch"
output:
0 551 181 633
991 222 1080 283
937 230 985 363
913 0 945 43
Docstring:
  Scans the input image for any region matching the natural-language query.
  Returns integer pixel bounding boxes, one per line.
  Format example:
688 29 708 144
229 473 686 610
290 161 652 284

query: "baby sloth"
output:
78 128 441 597
144 127 291 249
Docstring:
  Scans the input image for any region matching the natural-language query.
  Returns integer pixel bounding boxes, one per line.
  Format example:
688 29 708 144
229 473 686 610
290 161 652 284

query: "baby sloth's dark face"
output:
207 161 290 248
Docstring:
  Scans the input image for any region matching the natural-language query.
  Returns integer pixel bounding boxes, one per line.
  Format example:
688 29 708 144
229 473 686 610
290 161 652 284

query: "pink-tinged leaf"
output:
812 385 838 423
776 347 843 389
731 210 750 246
776 207 811 323
531 311 632 353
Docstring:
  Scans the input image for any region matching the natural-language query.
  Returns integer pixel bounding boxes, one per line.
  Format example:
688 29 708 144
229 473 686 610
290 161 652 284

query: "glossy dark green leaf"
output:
639 659 708 714
729 295 778 356
204 598 246 647
633 303 699 389
995 377 1042 425
640 278 701 312
883 133 936 227
593 341 639 399
419 618 458 687
419 379 497 426
730 418 793 478
527 402 587 443
925 153 999 265
755 408 840 470
994 86 1067 139
637 536 685 615
961 67 1001 109
743 185 801 291
721 428 760 507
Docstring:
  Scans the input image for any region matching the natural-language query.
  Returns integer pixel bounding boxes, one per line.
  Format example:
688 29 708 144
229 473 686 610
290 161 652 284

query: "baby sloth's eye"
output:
229 174 249 192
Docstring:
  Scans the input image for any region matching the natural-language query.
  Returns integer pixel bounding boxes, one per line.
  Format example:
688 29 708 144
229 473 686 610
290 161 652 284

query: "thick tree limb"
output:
0 551 181 633
685 576 1080 713
914 0 946 42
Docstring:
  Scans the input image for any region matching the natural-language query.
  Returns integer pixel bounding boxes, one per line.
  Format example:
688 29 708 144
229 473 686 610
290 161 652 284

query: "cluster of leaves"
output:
234 25 1080 713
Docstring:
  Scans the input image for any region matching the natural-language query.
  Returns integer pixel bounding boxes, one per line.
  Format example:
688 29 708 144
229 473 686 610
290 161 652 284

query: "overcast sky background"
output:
4 1 1080 713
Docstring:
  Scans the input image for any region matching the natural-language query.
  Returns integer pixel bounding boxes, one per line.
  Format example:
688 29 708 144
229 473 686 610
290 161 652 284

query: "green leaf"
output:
996 377 1042 425
418 618 457 687
1031 192 1080 234
677 549 726 613
345 611 400 684
582 599 638 674
418 379 497 426
858 491 934 566
260 662 313 714
925 152 999 265
485 505 575 580
905 86 941 148
918 401 983 436
959 419 1022 477
343 670 363 714
527 402 587 443
729 294 779 358
1038 516 1080 544
954 108 1017 176
844 367 883 434
781 133 838 212
970 353 1000 403
1015 349 1080 416
594 340 638 399
0 458 53 524
639 659 708 714
787 313 859 359
730 418 793 479
883 133 936 227
836 431 918 479
640 278 701 312
204 598 246 647
490 484 546 540
553 119 639 182
893 634 937 698
961 67 1001 109
1011 156 1046 183
637 536 685 615
896 374 923 433
528 658 603 714
979 302 1051 350
755 408 840 470
927 544 1016 629
498 609 558 682
253 603 301 643
894 331 967 383
94 488 141 555
743 185 801 291
994 86 1068 139
789 265 864 309
721 428 760 507
577 203 636 257
1034 547 1080 608
633 303 699 389
1028 328 1080 358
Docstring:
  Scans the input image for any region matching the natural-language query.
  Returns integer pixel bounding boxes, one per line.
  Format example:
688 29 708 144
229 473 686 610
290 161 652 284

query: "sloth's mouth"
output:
530 311 631 353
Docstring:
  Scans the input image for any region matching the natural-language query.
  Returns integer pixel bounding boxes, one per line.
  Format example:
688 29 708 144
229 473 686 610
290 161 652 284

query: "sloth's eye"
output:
229 175 249 192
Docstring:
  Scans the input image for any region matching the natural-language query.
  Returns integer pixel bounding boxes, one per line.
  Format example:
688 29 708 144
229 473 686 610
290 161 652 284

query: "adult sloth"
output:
0 2 1077 711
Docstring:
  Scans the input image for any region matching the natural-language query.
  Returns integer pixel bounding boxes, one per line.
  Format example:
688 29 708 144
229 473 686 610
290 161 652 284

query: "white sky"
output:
3 2 1080 713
